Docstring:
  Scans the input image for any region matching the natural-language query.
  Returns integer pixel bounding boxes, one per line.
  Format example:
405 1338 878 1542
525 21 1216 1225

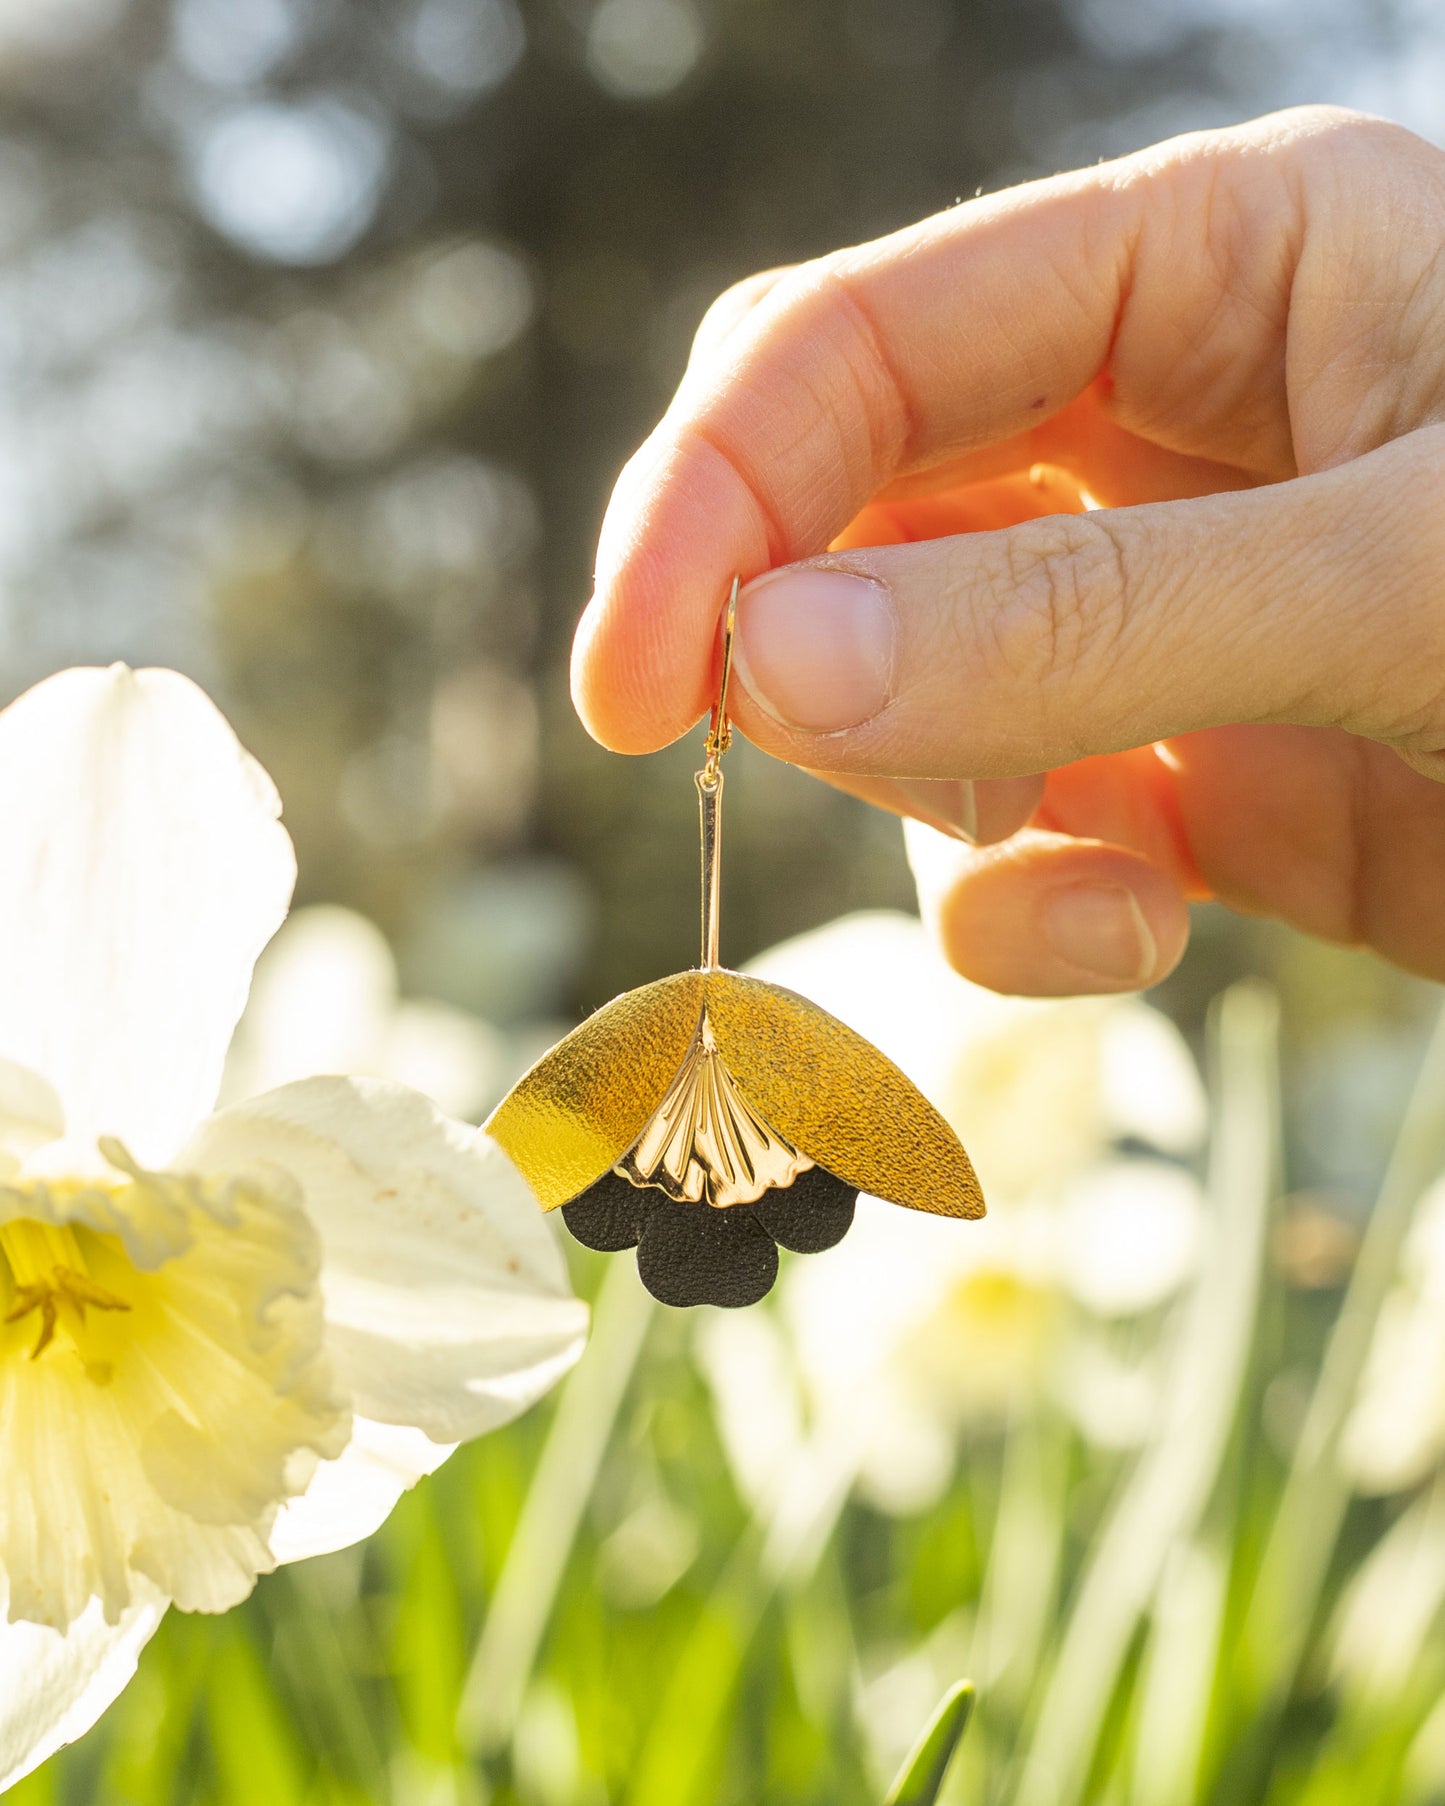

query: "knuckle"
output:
1405 427 1445 554
1277 104 1444 190
688 267 789 363
1373 431 1445 612
1277 102 1392 139
1301 428 1445 750
1364 429 1445 745
1270 104 1424 160
973 514 1132 710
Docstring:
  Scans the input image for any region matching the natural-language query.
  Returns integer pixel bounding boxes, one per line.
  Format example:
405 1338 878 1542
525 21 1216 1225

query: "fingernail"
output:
1041 884 1157 988
734 569 894 732
891 778 978 843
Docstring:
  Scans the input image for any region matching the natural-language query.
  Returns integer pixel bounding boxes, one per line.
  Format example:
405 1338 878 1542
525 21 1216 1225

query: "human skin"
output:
571 107 1445 996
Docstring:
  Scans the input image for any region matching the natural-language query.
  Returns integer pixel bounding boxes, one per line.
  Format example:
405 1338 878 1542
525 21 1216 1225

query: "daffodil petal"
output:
0 1059 63 1138
703 973 984 1219
0 1584 166 1792
0 1057 64 1178
486 972 706 1207
0 666 295 1165
267 1418 456 1566
1056 1160 1203 1317
183 1077 589 1443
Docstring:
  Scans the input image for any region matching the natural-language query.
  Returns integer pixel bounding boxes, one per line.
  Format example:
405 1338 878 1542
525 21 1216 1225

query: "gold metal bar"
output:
697 767 723 970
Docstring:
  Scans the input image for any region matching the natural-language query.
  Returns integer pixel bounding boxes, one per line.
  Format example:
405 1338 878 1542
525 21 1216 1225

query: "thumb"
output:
725 428 1445 780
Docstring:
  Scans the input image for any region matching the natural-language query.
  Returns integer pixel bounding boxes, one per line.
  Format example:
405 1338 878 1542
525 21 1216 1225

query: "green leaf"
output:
390 1489 467 1765
625 1590 751 1806
884 1681 975 1806
2 1760 57 1805
205 1623 311 1806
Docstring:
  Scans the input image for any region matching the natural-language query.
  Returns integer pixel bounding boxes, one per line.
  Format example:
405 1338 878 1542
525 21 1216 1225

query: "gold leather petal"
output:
485 972 705 1208
703 971 985 1220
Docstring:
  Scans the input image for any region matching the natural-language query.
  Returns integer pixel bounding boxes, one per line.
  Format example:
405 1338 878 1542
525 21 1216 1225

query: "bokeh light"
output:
191 99 389 265
585 0 705 100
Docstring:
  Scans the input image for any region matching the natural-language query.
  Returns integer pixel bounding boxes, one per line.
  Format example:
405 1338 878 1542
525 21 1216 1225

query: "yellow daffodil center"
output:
898 1264 1059 1423
0 1149 348 1632
1 1217 132 1374
935 1268 1058 1379
949 1267 1045 1329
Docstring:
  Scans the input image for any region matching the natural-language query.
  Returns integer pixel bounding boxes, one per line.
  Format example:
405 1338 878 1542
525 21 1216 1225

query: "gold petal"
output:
703 971 985 1219
485 972 706 1208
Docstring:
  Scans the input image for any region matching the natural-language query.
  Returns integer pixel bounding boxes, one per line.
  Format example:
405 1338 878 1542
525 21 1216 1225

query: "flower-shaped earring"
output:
488 581 985 1306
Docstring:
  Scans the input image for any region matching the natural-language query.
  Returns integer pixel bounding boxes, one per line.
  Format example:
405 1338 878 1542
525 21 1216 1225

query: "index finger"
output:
572 108 1327 753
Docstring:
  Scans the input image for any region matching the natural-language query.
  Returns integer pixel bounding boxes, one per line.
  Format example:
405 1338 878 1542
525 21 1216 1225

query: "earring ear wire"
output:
701 574 739 781
696 575 739 971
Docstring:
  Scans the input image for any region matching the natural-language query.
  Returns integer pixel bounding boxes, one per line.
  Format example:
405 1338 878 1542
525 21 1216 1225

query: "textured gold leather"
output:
704 973 984 1220
486 967 984 1222
486 972 705 1208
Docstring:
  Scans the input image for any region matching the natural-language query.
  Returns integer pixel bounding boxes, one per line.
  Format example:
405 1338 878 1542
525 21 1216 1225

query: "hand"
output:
571 107 1445 996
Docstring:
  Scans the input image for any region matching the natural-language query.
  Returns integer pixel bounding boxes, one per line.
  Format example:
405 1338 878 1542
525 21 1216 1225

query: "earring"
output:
486 578 984 1307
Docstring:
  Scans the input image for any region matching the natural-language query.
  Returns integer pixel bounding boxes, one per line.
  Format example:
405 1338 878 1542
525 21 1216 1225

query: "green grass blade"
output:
884 1681 976 1806
2 1762 57 1805
626 1443 866 1806
206 1624 310 1806
1015 981 1281 1806
625 1555 759 1806
969 1419 1068 1718
458 1257 655 1756
1128 1538 1228 1806
1242 996 1445 1710
391 1489 468 1767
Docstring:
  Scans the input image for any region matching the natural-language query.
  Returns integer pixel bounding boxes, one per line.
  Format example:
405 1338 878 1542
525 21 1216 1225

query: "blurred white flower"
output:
0 667 587 1791
225 902 509 1121
746 909 1205 1198
1342 1177 1445 1495
699 911 1206 1519
773 1162 1199 1514
1058 1160 1203 1317
1329 1482 1445 1705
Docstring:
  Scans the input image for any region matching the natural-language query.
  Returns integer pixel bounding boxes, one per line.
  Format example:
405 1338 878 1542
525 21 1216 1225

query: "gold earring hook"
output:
701 575 739 783
696 576 739 968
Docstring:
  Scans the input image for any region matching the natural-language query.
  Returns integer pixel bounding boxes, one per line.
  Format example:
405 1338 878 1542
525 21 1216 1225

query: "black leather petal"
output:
561 1169 654 1252
636 1198 779 1308
753 1165 857 1253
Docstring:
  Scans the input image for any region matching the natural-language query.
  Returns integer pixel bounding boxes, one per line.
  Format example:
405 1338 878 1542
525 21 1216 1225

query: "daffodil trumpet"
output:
487 582 984 1307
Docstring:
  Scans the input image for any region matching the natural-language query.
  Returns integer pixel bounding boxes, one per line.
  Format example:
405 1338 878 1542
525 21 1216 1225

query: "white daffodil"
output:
772 1164 1200 1513
0 666 587 1792
745 911 1205 1190
698 912 1206 1519
1342 1177 1445 1496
